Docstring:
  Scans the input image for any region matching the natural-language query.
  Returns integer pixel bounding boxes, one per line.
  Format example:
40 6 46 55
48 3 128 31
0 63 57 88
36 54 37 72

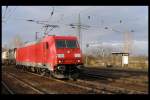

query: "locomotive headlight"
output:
57 54 64 58
77 60 80 62
58 60 62 63
74 53 81 58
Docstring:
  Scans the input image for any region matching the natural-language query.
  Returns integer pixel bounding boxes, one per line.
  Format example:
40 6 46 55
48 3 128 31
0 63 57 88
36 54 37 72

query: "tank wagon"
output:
16 35 84 79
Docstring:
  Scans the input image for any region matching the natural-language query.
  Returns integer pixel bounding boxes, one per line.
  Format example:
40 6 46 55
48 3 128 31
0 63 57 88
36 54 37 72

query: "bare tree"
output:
12 34 23 48
2 44 8 51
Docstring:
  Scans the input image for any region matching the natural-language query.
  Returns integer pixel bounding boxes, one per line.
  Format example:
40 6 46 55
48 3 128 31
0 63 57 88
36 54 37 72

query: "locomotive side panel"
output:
16 42 45 67
15 35 83 79
42 36 57 71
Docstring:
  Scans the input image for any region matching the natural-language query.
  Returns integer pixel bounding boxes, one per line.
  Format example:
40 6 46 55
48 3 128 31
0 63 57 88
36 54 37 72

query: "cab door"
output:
43 42 49 64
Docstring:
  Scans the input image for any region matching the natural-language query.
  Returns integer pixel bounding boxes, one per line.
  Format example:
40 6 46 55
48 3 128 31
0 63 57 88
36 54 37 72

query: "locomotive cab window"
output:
66 40 78 48
56 40 66 48
56 40 78 48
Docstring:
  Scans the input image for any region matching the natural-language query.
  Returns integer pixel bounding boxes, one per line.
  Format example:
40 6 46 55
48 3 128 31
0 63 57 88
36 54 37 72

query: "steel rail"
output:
80 72 147 94
2 81 14 94
4 72 47 94
5 66 146 94
25 71 108 94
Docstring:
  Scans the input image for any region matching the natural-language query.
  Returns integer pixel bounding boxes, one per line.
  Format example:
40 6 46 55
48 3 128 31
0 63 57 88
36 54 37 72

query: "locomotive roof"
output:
54 36 77 39
19 35 77 48
42 35 77 41
23 39 41 47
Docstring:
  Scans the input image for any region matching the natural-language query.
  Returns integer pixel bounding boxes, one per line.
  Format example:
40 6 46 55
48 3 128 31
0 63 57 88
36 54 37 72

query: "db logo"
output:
67 51 70 53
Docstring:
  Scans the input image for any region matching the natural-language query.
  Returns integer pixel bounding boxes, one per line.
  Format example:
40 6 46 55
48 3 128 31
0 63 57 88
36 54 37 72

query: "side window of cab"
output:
45 42 49 49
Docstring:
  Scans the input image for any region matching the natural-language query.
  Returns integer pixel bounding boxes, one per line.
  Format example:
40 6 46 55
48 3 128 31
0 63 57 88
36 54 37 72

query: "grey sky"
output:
2 6 148 56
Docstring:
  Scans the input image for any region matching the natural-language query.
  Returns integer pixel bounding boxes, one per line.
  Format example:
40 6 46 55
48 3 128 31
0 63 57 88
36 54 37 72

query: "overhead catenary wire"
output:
3 6 144 54
10 16 142 28
2 6 8 18
3 6 143 26
3 6 141 37
55 7 142 35
42 6 62 35
47 6 95 26
6 16 140 33
3 16 139 39
5 17 49 24
5 7 17 22
5 7 12 17
46 6 55 23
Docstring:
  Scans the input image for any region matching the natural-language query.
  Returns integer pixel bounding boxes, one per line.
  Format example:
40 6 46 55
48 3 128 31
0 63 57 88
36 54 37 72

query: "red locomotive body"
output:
16 35 83 79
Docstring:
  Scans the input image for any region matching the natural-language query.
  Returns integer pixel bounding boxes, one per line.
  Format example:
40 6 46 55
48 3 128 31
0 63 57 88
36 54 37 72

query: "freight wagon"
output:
2 49 16 65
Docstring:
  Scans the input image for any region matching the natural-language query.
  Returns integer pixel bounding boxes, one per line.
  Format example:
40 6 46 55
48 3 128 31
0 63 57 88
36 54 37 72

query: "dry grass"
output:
128 56 148 69
83 55 148 69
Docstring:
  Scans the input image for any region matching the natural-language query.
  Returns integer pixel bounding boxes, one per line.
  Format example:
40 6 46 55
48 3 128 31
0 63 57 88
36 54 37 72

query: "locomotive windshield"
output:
56 40 78 48
56 40 66 48
66 40 77 48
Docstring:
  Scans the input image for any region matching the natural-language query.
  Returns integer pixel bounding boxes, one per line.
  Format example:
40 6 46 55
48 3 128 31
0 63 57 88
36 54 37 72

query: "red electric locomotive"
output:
16 35 84 79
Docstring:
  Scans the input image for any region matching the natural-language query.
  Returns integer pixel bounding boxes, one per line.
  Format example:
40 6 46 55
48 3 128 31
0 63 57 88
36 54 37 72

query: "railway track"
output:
18 68 146 94
84 67 148 75
77 79 146 94
82 69 147 82
25 70 112 94
80 71 147 93
3 68 103 94
4 66 115 94
2 66 147 94
82 72 147 84
3 72 48 94
2 81 14 94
